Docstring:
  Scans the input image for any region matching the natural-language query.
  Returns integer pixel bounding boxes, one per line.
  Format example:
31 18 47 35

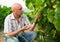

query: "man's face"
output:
12 4 23 16
15 6 23 16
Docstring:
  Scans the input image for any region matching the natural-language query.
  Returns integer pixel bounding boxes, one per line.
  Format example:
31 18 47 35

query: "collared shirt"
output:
4 13 31 36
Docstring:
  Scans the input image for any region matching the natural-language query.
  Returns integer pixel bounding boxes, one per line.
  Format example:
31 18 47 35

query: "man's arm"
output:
27 14 41 31
27 23 36 31
6 26 27 37
23 14 40 31
6 28 23 37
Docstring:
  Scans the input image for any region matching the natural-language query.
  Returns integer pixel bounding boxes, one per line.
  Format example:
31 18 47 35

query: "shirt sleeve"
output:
4 16 12 34
24 14 31 26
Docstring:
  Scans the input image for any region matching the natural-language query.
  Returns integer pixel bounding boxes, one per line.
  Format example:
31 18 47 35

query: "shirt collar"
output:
11 13 15 20
11 13 23 20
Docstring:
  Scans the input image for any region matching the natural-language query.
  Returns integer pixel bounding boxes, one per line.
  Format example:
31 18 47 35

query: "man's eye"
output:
19 8 22 10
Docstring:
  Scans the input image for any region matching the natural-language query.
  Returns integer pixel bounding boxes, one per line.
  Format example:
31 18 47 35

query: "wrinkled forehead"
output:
12 3 22 9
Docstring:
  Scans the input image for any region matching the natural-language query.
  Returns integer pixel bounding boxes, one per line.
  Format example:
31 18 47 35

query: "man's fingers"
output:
23 26 27 28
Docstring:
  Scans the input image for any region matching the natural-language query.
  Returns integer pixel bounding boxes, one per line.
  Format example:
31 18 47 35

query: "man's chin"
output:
19 14 22 17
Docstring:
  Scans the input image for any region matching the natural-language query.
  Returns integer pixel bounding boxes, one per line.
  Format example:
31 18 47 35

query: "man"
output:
4 3 36 42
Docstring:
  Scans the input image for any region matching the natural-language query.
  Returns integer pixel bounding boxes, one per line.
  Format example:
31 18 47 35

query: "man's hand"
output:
24 24 34 31
34 14 41 24
21 26 29 31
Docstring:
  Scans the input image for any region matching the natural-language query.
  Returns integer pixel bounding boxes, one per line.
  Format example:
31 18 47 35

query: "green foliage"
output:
0 5 12 28
24 0 60 42
53 2 60 31
0 0 60 41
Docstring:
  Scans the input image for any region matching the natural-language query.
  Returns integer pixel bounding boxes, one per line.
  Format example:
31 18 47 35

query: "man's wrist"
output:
33 20 37 24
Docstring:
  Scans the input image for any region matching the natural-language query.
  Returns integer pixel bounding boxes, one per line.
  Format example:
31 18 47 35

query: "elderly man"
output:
4 3 36 42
